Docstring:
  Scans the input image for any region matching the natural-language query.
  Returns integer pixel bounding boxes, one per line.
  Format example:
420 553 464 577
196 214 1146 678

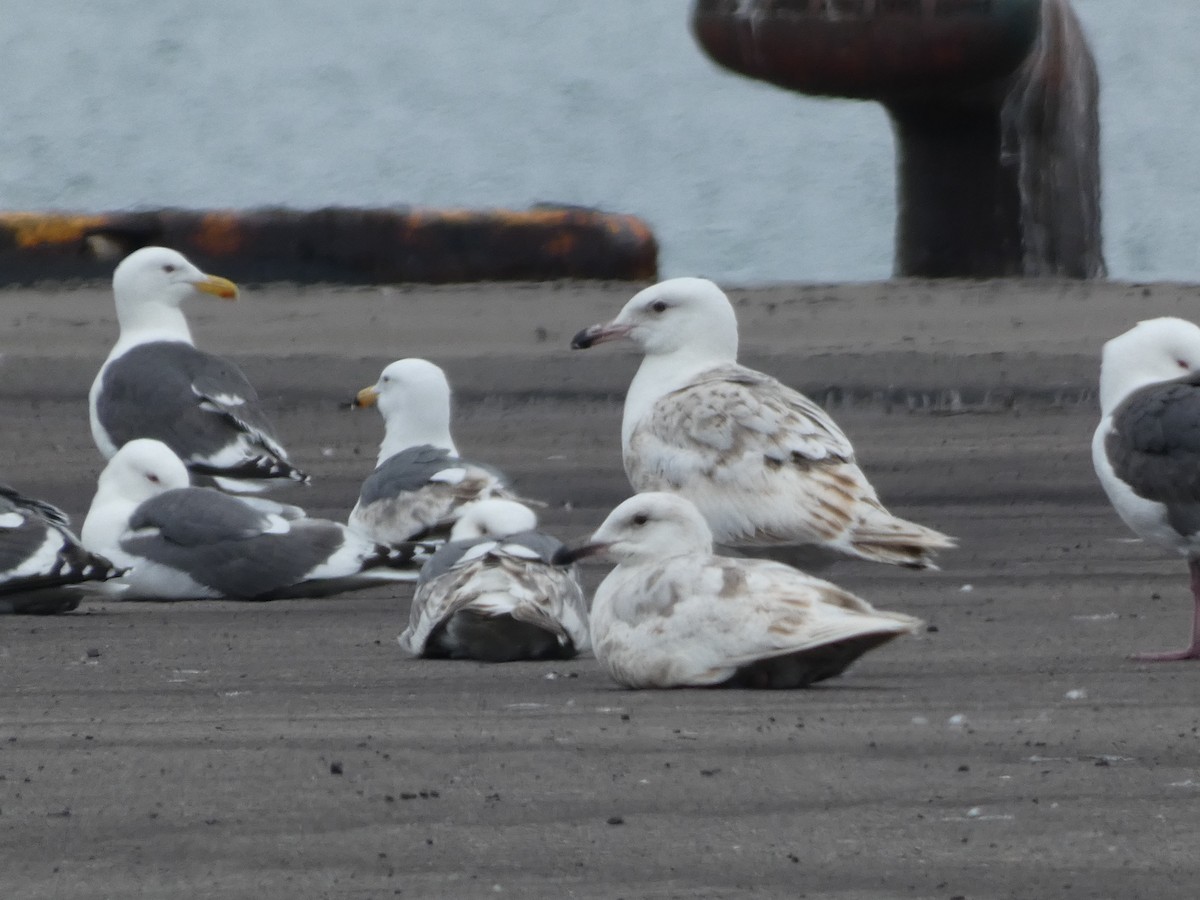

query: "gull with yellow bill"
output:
348 358 520 545
88 246 308 493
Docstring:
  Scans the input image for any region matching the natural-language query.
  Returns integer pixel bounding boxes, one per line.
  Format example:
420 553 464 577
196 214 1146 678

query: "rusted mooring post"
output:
691 0 1104 278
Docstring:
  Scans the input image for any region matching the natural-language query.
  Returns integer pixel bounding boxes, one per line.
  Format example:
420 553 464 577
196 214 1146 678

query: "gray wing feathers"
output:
1109 378 1200 504
358 446 451 504
1 482 126 605
122 488 353 598
358 445 505 505
417 540 475 585
498 531 566 565
100 343 267 447
418 530 567 585
1109 377 1200 536
98 342 293 469
0 483 70 529
121 513 347 600
352 445 514 544
128 488 272 544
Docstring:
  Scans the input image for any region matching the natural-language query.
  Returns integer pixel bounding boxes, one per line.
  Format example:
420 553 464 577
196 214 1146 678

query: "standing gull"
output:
1 482 125 614
398 499 589 661
1092 317 1200 660
349 359 519 544
571 277 954 568
81 440 429 601
89 246 308 493
558 492 920 689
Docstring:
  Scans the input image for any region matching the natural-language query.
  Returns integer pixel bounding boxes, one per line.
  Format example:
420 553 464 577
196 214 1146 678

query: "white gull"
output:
1092 316 1200 660
88 246 308 493
571 277 954 568
81 439 428 601
348 358 521 544
398 498 589 661
563 492 921 689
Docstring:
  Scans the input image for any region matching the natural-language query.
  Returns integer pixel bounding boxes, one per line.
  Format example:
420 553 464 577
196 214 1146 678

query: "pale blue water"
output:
1 0 1197 283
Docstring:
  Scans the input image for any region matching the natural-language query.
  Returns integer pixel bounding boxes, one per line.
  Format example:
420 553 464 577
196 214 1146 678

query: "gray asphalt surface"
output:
4 278 1200 899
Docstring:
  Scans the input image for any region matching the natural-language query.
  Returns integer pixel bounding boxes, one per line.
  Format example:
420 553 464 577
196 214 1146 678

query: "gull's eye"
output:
162 264 177 273
632 513 649 526
1179 359 1190 370
649 300 668 314
148 473 161 484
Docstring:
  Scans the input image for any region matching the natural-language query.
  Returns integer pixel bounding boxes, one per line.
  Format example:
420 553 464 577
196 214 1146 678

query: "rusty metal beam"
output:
0 206 659 285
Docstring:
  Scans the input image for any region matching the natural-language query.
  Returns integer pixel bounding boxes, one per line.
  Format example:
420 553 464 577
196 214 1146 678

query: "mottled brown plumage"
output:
580 493 921 689
574 278 954 568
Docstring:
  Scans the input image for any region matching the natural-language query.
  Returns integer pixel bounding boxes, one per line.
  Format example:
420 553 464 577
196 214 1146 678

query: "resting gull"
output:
1 482 126 614
398 499 589 661
571 277 954 569
349 358 518 544
81 439 430 601
88 246 308 493
557 492 920 689
1092 317 1200 660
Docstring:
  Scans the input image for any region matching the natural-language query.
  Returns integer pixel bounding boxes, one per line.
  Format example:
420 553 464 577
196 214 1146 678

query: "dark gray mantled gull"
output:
1 482 126 614
1092 316 1200 660
570 277 954 570
398 499 589 661
348 358 521 544
88 246 308 494
557 492 921 690
80 439 430 601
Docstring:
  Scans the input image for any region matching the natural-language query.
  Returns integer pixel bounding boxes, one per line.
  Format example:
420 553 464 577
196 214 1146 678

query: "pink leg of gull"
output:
1131 558 1200 661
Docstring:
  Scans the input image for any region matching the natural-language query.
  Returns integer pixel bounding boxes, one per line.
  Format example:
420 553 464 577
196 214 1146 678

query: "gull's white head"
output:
353 358 457 459
571 277 739 362
449 499 538 542
82 438 190 554
98 438 191 503
112 246 238 321
1099 317 1200 415
581 492 713 565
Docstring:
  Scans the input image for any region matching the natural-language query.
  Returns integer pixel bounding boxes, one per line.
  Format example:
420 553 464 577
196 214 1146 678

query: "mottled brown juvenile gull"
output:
1 482 126 614
349 359 519 544
89 246 308 493
571 277 954 569
81 440 429 601
1093 317 1200 660
559 492 920 689
398 499 589 661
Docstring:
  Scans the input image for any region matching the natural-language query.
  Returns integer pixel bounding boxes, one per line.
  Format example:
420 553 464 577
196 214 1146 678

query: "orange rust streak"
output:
0 212 111 249
543 233 578 257
406 208 606 228
194 213 244 256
